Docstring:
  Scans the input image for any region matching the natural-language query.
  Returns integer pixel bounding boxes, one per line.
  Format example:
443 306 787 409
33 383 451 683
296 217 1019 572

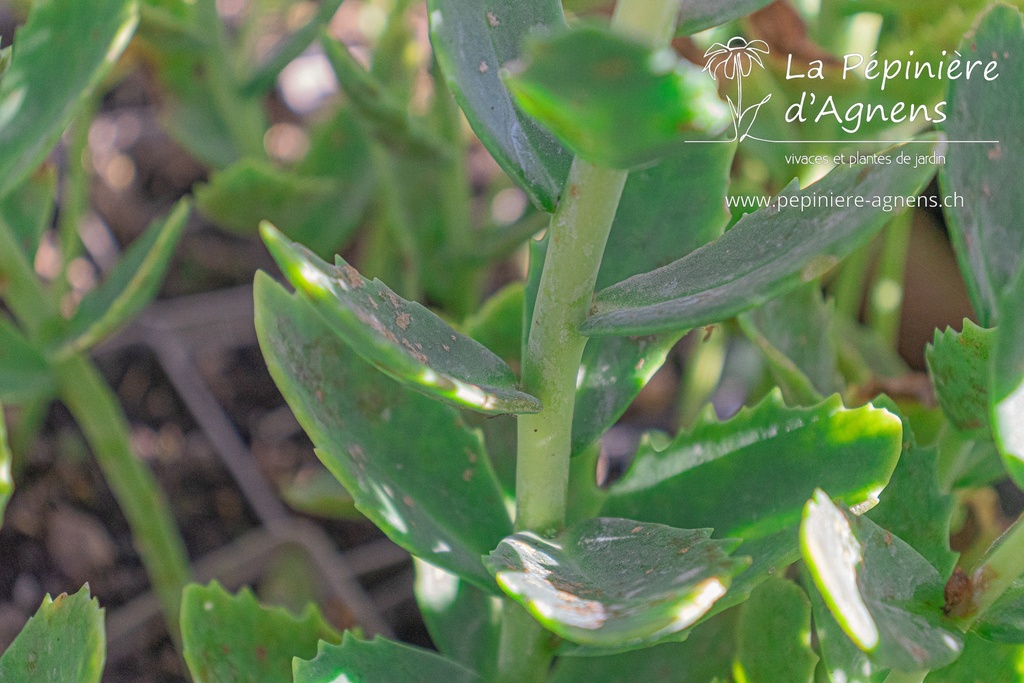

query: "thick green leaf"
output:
281 468 361 521
0 585 105 683
0 403 10 526
63 199 190 354
974 579 1024 643
254 274 511 587
925 634 1024 682
414 560 500 678
806 564 882 683
734 577 818 683
581 138 945 336
262 224 540 415
463 283 524 366
603 392 903 541
676 0 776 35
485 517 748 648
801 490 964 671
196 160 371 259
0 165 56 259
506 25 729 168
939 4 1024 325
867 398 958 577
0 0 138 198
293 634 478 683
739 283 841 406
991 269 1024 488
428 0 571 211
926 320 996 433
321 35 448 161
181 581 339 683
0 317 53 402
550 608 738 681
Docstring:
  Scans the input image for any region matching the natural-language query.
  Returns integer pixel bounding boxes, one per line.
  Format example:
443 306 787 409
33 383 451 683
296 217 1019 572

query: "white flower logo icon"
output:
702 37 772 142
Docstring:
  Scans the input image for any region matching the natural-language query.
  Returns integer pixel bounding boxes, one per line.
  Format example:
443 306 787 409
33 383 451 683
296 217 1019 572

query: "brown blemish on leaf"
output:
255 645 268 663
462 468 473 482
944 566 970 615
340 264 364 288
479 61 489 73
988 144 1002 160
403 495 415 507
396 312 411 329
487 11 500 27
630 526 643 533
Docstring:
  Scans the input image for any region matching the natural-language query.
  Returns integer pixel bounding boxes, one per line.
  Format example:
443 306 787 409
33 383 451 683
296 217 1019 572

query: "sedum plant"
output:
1 1 1024 683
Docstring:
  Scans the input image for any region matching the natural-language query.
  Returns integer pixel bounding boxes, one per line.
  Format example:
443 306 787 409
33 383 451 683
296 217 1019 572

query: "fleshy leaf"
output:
261 224 540 415
0 0 138 198
62 199 190 355
181 581 340 683
293 634 478 683
733 577 818 683
196 159 371 259
806 563 881 683
603 392 902 541
676 0 776 36
414 559 501 678
926 319 996 433
991 269 1024 488
550 608 737 680
939 4 1024 325
974 579 1024 643
801 490 964 671
280 469 362 521
925 634 1024 682
0 317 54 402
505 25 729 168
581 138 945 336
254 274 511 588
0 585 105 683
739 283 841 406
867 398 958 577
485 517 749 648
428 0 571 211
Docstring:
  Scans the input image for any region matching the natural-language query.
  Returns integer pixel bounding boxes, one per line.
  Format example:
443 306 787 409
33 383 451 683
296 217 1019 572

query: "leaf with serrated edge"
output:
991 268 1024 488
255 274 511 588
801 490 963 671
414 559 501 678
181 582 339 683
739 283 842 406
293 633 478 683
926 319 996 433
428 0 570 211
0 0 138 198
0 585 105 683
506 25 729 168
261 223 540 415
603 391 902 541
939 4 1024 325
581 138 945 336
485 517 748 648
734 577 818 683
63 200 190 354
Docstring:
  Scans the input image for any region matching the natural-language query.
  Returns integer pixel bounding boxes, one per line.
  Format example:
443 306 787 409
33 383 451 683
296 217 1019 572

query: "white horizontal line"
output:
686 138 1000 144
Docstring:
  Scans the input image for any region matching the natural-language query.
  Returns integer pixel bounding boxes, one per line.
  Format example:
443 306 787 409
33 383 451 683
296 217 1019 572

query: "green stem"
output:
956 511 1024 627
867 210 913 349
832 241 872 320
495 604 557 683
368 145 422 301
515 159 628 535
499 1 682 680
56 97 98 299
56 355 191 644
882 669 928 683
